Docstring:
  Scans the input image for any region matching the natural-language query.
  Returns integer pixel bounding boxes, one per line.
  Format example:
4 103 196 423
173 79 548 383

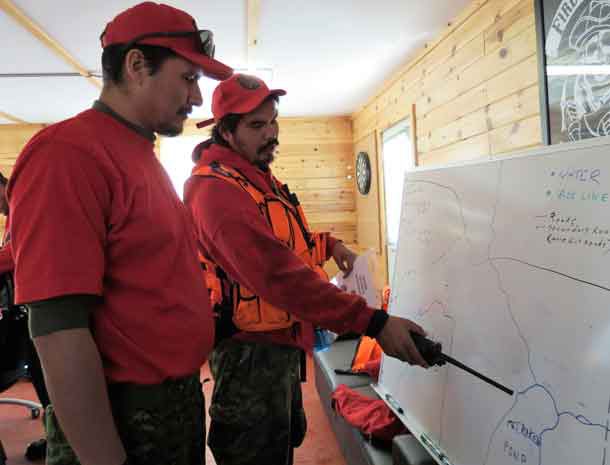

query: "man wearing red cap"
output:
7 3 232 465
184 74 429 465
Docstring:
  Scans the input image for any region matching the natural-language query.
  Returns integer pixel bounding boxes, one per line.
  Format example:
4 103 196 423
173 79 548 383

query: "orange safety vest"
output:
192 161 329 332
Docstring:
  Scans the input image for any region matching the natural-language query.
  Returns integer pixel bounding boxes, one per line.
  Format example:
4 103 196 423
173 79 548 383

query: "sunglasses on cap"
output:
115 30 215 58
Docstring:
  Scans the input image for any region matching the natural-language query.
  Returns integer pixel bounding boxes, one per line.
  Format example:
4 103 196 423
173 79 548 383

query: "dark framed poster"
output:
535 0 610 145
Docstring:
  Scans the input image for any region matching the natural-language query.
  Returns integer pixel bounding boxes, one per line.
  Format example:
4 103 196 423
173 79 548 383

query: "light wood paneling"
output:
415 26 537 118
419 132 490 167
351 0 543 286
486 84 540 130
0 124 43 156
484 0 535 54
278 117 356 252
489 114 541 155
0 124 45 233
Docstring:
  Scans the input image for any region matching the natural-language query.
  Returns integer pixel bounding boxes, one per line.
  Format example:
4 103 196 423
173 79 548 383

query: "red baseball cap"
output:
100 2 232 80
196 74 286 128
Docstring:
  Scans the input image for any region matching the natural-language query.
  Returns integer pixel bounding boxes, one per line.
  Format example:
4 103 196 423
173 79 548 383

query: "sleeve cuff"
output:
27 294 99 337
365 309 389 338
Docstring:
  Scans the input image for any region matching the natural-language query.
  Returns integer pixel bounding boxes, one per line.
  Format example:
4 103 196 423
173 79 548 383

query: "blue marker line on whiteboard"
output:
420 433 452 465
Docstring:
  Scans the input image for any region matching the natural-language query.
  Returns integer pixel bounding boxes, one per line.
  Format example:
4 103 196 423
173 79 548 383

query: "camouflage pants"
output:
45 373 205 465
207 340 306 465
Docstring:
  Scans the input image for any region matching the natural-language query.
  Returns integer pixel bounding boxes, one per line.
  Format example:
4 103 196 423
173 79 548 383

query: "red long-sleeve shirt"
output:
184 144 377 351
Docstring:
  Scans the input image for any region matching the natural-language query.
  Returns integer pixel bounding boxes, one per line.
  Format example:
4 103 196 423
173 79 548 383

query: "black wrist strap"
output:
365 309 389 338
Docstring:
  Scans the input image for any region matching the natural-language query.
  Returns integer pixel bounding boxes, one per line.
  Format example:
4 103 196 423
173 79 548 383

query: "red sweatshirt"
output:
184 144 380 351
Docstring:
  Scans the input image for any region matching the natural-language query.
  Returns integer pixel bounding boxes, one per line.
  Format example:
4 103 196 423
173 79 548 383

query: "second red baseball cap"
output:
100 2 232 81
196 74 286 128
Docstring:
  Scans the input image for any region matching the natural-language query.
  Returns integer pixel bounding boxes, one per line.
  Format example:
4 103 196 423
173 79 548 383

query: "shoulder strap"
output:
192 162 316 250
192 161 268 205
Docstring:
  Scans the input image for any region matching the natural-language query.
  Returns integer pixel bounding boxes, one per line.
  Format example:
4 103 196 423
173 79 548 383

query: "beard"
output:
157 107 190 137
157 125 182 137
255 138 279 169
254 152 275 171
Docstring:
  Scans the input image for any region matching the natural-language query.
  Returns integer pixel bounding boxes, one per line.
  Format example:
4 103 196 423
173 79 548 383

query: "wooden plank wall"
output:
274 117 356 277
352 0 542 282
0 124 44 234
275 117 355 242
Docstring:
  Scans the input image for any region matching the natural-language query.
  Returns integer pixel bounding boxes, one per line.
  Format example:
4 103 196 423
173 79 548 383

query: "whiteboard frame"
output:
373 382 452 465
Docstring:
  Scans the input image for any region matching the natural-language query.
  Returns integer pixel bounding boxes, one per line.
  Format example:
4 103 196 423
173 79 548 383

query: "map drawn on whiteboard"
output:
378 139 610 465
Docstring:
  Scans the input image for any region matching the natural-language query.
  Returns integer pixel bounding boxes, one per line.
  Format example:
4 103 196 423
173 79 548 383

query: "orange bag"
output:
349 286 391 379
331 384 408 442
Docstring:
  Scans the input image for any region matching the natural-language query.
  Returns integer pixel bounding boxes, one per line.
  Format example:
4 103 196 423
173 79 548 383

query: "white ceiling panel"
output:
258 0 471 116
12 0 247 72
0 76 98 124
0 10 73 73
3 0 472 122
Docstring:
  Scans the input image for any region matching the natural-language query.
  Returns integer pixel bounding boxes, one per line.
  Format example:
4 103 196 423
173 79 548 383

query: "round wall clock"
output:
356 151 372 195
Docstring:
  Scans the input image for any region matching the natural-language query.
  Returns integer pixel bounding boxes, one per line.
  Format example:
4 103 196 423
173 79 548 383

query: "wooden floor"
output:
0 356 346 465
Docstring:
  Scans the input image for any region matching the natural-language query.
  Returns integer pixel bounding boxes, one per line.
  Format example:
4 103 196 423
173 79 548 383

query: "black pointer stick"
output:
410 332 514 396
441 353 513 396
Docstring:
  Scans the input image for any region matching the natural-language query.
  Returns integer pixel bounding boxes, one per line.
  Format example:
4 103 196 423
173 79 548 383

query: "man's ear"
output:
123 49 148 85
219 125 234 147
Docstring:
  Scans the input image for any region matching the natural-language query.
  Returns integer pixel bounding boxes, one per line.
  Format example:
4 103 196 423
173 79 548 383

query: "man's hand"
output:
332 242 358 277
376 316 429 368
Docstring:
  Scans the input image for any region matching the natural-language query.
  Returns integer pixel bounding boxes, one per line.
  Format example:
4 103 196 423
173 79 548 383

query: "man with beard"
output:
7 3 232 465
184 74 429 465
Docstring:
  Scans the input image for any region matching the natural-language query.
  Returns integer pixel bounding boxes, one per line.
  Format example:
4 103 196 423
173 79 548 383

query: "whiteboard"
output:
376 136 610 465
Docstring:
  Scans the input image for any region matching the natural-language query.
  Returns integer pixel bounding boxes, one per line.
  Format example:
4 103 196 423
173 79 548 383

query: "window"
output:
382 119 415 283
159 135 207 199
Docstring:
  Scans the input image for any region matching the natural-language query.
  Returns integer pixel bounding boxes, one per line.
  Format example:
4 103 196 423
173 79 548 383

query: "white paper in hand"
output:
333 250 381 308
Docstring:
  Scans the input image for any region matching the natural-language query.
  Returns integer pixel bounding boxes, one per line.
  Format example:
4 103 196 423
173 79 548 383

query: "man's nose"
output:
264 125 277 139
190 83 203 107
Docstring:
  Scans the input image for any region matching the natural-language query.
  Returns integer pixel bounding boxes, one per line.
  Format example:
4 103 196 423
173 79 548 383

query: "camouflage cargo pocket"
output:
208 341 269 427
110 374 205 465
45 404 80 465
208 340 305 463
